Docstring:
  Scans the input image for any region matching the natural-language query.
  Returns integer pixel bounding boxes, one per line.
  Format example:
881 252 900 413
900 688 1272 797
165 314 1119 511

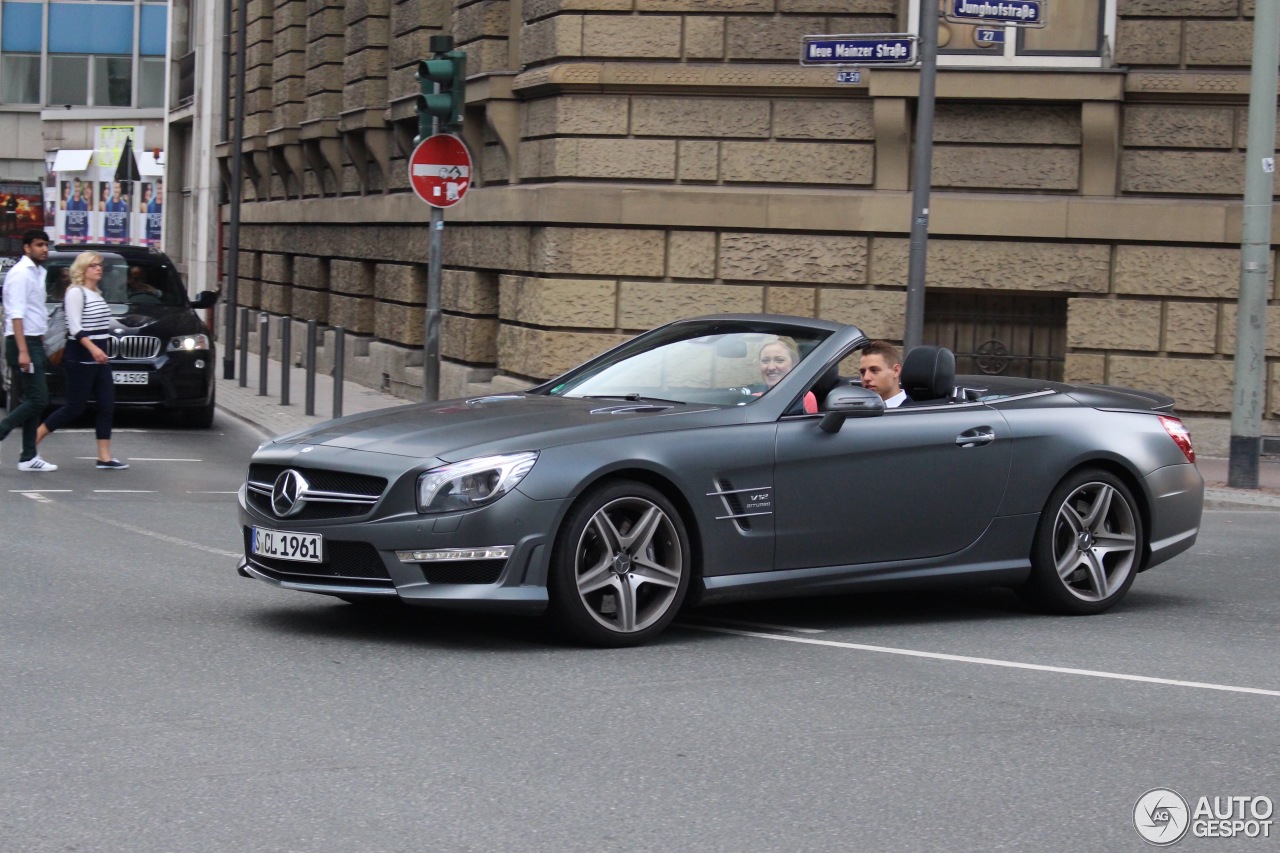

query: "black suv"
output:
11 244 219 427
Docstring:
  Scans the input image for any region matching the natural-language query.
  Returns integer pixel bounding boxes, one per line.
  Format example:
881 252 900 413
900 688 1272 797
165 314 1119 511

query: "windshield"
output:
546 325 831 406
44 252 187 308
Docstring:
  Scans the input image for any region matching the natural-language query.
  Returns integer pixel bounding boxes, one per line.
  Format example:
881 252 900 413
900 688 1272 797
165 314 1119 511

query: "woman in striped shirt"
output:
35 251 129 469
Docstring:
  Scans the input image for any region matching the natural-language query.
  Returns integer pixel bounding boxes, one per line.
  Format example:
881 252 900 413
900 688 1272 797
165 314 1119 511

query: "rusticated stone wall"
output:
212 0 1280 426
1116 1 1275 196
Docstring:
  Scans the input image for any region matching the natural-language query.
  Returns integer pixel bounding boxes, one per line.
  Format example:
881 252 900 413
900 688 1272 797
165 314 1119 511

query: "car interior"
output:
43 255 183 307
792 344 961 415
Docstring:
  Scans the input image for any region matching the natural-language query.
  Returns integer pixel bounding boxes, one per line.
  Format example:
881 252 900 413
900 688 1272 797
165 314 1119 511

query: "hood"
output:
107 304 208 338
271 394 736 460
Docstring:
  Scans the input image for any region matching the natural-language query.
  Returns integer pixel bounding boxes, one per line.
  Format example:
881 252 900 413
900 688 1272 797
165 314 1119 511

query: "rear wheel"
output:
1022 468 1143 615
548 481 691 647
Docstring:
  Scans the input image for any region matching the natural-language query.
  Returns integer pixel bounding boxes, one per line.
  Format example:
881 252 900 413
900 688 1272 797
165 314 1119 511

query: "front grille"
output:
249 465 385 497
243 527 392 584
246 464 388 521
421 559 506 585
116 335 162 359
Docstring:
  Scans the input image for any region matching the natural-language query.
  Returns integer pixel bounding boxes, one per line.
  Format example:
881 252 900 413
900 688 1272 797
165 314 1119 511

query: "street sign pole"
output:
903 0 939 352
426 190 443 403
1228 0 1280 489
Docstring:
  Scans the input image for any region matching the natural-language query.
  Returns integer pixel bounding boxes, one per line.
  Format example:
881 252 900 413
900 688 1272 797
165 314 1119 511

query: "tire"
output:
547 480 692 647
1022 468 1144 615
180 388 216 428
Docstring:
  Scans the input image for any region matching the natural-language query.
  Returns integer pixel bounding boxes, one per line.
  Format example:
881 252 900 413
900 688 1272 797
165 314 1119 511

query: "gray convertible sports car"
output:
237 314 1204 647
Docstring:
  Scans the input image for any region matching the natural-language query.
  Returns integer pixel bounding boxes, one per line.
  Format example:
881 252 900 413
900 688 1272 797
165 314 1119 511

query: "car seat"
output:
900 345 956 404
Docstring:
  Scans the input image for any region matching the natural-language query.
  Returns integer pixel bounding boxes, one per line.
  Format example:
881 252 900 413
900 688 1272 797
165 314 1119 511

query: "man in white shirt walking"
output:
1 229 58 470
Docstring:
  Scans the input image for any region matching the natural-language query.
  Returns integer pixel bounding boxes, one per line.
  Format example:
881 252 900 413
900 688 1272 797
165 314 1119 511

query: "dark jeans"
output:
2 336 49 462
42 340 116 440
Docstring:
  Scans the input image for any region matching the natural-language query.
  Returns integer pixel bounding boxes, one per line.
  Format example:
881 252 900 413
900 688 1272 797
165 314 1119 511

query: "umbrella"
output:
114 136 141 183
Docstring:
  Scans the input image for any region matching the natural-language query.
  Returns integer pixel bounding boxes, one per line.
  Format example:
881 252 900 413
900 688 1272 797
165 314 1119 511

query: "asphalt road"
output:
2 413 1277 852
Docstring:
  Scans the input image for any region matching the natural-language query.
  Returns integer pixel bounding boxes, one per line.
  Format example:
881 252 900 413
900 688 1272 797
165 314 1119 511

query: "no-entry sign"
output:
408 134 472 208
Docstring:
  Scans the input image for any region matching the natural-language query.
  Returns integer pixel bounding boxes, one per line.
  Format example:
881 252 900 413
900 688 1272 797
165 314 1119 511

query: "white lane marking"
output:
93 490 156 494
686 625 1280 698
77 456 204 462
18 492 55 503
684 616 826 635
188 491 240 494
8 489 73 493
77 509 241 559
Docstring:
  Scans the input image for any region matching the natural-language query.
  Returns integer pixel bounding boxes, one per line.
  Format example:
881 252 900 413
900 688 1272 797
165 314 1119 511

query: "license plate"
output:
252 527 323 563
113 371 149 385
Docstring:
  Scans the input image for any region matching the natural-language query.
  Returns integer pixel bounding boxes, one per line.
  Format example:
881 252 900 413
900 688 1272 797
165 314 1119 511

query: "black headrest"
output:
810 363 842 400
900 346 956 402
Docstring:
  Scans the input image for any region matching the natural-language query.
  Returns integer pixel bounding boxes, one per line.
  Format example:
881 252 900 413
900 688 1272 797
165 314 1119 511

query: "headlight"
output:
167 334 211 352
416 452 538 514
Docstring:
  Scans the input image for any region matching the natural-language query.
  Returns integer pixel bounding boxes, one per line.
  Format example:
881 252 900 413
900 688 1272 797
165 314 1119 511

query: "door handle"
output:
956 427 995 448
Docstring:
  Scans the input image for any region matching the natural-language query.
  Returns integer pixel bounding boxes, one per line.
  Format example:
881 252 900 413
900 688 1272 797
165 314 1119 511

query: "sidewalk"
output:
215 357 1280 511
215 353 408 439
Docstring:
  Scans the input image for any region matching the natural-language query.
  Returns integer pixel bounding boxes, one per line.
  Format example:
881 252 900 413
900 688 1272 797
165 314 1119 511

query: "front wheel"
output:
548 481 691 647
1022 468 1144 615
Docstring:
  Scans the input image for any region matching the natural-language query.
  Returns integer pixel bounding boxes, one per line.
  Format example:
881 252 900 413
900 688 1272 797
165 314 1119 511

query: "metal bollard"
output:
257 312 269 396
305 320 317 416
279 316 291 406
237 306 249 388
332 326 344 419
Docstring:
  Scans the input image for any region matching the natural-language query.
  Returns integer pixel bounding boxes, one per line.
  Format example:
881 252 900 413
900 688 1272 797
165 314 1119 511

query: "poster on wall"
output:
58 177 94 243
102 179 131 244
49 126 164 249
137 178 162 247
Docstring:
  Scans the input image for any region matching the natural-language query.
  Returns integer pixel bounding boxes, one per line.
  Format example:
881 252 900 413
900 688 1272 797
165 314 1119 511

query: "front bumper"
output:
237 485 564 615
47 349 215 408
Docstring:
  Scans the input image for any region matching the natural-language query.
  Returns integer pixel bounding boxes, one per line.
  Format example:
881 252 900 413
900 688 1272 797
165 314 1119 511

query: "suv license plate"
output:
113 372 149 385
252 527 323 563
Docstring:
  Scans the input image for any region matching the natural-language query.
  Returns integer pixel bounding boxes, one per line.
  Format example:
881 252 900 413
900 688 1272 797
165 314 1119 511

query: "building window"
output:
138 56 164 108
914 0 1116 68
1 52 40 103
93 55 132 106
48 54 89 105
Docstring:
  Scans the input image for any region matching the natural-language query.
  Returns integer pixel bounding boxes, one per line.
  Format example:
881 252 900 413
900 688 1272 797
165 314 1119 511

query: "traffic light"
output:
415 49 467 141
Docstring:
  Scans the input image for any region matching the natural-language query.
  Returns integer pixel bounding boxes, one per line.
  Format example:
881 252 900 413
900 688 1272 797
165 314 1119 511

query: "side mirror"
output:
818 384 884 433
190 290 219 309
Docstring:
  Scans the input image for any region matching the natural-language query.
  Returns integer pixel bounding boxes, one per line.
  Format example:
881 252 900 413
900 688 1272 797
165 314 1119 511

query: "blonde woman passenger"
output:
756 336 817 414
35 252 129 469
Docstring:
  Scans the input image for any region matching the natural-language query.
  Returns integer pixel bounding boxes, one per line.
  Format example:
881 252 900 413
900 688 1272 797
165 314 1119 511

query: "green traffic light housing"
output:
414 50 467 140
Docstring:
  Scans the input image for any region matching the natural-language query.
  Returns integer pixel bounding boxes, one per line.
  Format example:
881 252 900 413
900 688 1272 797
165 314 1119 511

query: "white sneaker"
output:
17 456 57 472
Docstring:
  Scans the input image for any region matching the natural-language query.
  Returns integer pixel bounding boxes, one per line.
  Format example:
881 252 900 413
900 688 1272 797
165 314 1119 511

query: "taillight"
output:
1160 416 1195 463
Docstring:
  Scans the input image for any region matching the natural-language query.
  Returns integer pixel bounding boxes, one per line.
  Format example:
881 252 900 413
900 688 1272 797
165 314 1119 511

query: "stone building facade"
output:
194 0 1278 421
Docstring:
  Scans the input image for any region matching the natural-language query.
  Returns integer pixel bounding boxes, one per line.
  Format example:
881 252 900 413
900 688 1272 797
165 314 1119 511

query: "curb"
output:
1203 488 1280 511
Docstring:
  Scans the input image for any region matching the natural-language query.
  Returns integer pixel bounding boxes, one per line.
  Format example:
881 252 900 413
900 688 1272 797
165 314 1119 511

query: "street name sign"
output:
800 34 919 67
945 0 1047 27
408 133 472 208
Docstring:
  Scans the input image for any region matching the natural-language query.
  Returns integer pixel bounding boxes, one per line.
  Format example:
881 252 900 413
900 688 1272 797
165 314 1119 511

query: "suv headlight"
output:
168 334 211 352
416 452 538 514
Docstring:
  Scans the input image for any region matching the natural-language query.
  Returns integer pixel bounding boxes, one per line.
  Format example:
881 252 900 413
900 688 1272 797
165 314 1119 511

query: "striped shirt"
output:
65 285 112 341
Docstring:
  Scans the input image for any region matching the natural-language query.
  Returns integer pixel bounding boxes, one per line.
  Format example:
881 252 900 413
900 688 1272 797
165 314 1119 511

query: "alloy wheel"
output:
573 495 685 634
1050 481 1138 603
